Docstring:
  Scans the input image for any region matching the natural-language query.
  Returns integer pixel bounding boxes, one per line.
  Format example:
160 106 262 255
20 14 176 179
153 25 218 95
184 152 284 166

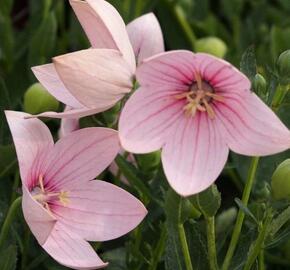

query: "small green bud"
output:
195 37 228 58
24 83 59 114
252 73 267 97
135 151 161 172
277 50 290 84
271 159 290 200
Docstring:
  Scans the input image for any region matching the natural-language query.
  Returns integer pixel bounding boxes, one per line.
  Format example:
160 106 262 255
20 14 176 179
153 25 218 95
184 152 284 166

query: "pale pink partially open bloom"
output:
5 110 147 269
30 0 164 120
119 51 290 196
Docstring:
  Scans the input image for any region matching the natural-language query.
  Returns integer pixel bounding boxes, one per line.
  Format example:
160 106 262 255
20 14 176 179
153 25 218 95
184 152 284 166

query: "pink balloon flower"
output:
119 51 290 196
5 110 147 269
30 0 164 120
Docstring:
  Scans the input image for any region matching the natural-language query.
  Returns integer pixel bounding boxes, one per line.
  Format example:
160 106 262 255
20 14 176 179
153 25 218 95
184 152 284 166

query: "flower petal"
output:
49 180 147 241
70 0 135 70
136 50 196 90
29 106 109 119
53 49 133 109
58 106 80 138
190 53 251 93
162 113 229 196
31 64 83 108
42 222 107 269
214 91 290 156
22 185 56 245
127 13 164 65
5 111 53 187
119 87 184 153
42 128 120 190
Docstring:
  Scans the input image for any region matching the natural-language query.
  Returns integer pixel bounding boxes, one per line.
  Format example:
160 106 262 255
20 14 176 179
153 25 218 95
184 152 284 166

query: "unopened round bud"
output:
24 83 59 114
277 50 290 84
195 37 227 58
271 159 290 200
252 74 267 94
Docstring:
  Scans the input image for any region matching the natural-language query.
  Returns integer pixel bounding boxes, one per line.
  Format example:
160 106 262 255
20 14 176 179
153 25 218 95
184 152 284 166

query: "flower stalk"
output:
0 196 22 251
206 216 218 270
178 223 194 270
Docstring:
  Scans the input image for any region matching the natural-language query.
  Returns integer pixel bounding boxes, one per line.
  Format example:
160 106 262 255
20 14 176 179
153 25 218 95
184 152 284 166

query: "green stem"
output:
222 157 260 270
0 196 22 250
149 224 167 270
21 225 31 269
258 250 265 270
206 217 218 270
178 223 193 270
243 212 272 270
10 170 20 204
172 4 196 49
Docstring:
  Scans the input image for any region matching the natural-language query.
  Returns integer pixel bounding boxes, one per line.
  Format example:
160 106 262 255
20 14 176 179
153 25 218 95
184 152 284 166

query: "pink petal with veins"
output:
41 128 120 190
43 222 107 269
22 185 56 245
127 13 164 65
215 91 290 156
70 0 135 70
58 106 80 138
5 111 53 188
31 64 83 108
53 49 133 109
162 112 228 196
119 87 185 153
50 180 147 241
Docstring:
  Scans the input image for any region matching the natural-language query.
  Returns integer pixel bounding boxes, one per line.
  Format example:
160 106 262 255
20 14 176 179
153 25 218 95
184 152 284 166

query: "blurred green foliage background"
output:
1 0 290 269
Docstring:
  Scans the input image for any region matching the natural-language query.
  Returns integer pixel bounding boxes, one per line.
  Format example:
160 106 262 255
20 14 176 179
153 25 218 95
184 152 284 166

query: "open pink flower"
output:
119 51 290 196
5 110 147 269
30 0 164 120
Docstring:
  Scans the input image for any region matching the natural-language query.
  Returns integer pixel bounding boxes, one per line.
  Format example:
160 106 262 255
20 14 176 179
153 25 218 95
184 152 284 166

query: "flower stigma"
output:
32 175 70 213
175 72 224 119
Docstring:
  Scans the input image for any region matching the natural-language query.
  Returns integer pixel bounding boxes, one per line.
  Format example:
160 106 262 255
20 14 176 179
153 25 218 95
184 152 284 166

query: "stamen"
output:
59 191 70 206
174 72 224 119
203 99 215 119
194 71 203 90
206 92 225 102
39 175 45 192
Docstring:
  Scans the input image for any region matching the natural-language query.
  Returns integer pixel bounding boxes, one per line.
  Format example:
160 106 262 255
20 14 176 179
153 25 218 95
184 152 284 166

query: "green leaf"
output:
189 184 221 217
164 189 186 270
114 154 151 204
240 46 257 82
269 205 290 237
0 11 14 71
0 245 17 270
235 198 259 225
28 11 57 68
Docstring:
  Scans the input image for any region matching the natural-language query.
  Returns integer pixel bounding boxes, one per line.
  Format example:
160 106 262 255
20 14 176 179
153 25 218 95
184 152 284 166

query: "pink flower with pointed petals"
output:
5 110 147 269
30 0 164 120
119 51 290 196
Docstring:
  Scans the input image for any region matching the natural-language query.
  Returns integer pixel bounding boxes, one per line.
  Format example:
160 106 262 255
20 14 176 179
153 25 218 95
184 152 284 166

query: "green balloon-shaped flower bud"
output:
252 73 267 98
136 151 161 172
195 37 228 58
271 159 290 200
24 83 59 114
277 50 290 84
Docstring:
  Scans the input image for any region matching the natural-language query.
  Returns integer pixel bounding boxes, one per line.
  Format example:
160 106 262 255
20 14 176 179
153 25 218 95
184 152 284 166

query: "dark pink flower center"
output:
31 175 69 214
175 72 224 118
